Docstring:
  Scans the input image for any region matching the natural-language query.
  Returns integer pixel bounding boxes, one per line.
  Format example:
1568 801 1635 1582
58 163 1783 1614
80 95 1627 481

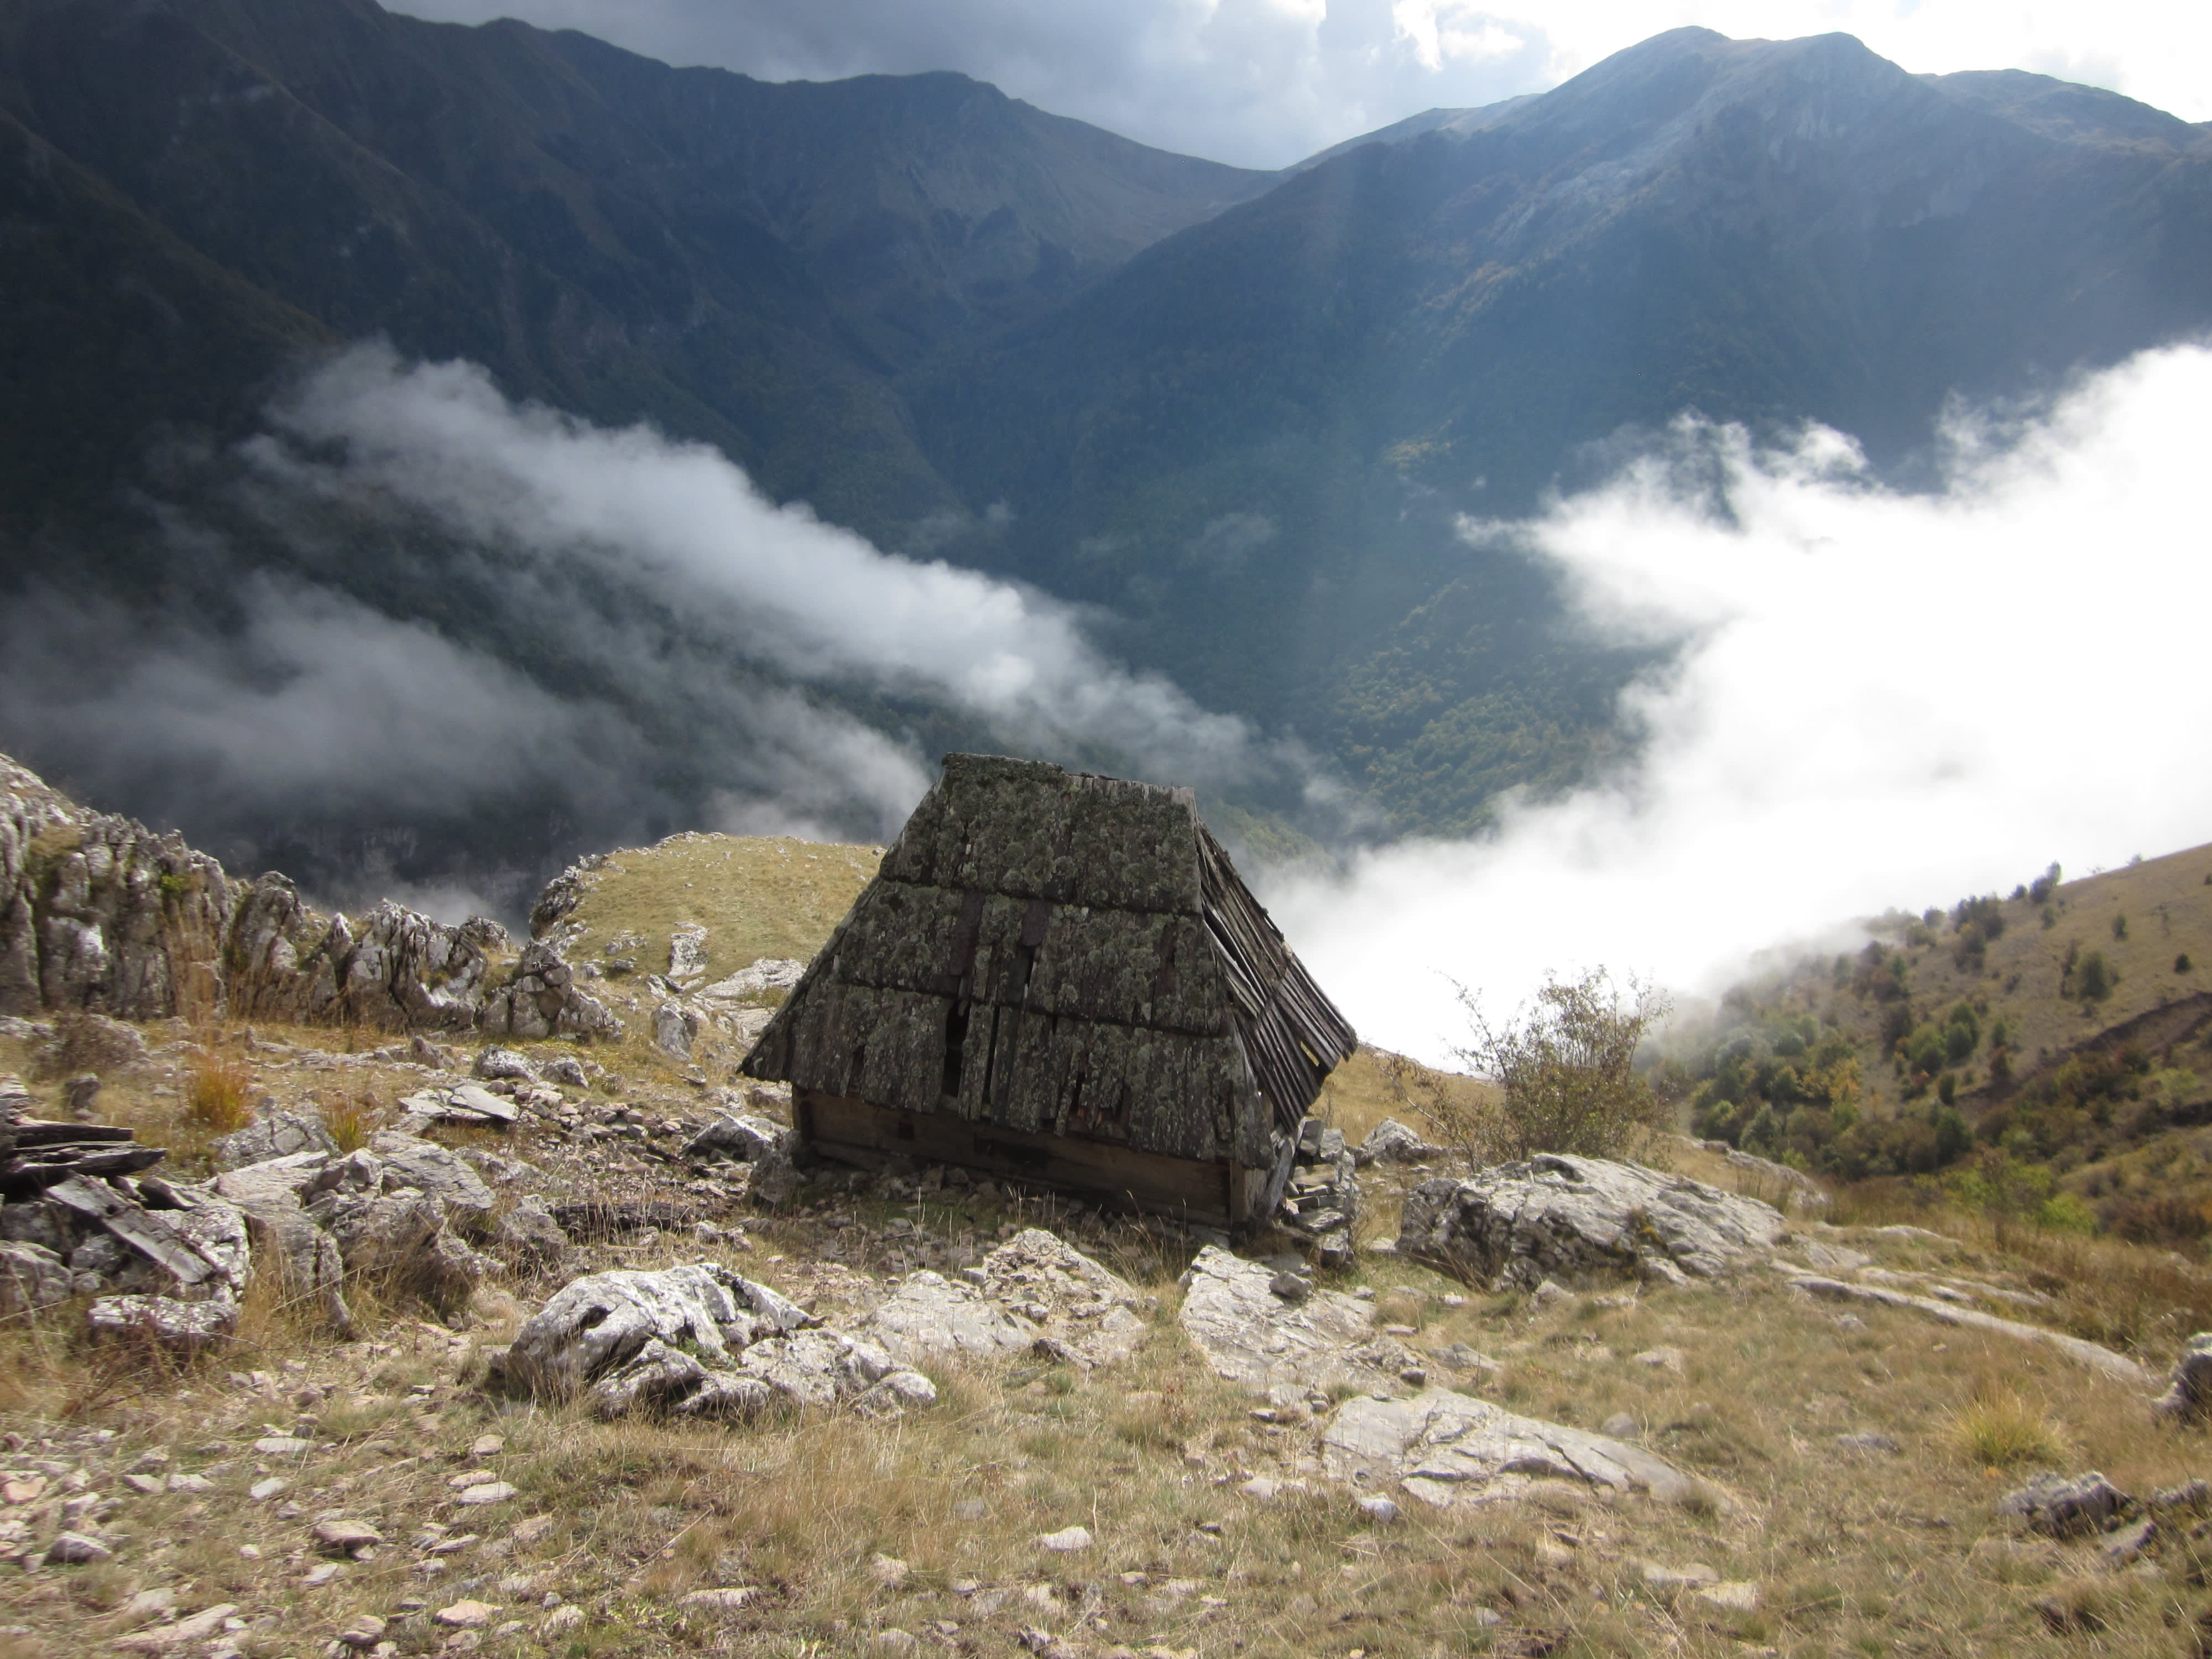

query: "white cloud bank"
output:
392 0 2210 168
250 343 1284 802
1271 342 2212 1063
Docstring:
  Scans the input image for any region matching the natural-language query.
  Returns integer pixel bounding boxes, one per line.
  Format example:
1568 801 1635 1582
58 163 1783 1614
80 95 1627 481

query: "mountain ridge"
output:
4 7 2211 888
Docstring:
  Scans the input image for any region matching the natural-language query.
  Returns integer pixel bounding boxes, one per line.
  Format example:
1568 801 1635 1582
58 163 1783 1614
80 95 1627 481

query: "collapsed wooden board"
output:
797 1088 1271 1229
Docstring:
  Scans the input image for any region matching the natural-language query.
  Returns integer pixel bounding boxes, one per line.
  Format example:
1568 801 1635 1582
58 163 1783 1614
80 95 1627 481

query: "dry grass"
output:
1312 1045 1495 1152
1944 1380 2070 1468
1833 1179 2212 1358
14 993 2212 1656
182 1044 253 1135
324 1091 382 1154
10 1185 2212 1657
560 832 880 985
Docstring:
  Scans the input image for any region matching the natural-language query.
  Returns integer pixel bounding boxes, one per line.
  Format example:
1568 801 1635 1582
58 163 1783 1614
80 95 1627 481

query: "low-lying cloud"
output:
1273 342 2212 1062
0 342 1316 913
251 344 1286 796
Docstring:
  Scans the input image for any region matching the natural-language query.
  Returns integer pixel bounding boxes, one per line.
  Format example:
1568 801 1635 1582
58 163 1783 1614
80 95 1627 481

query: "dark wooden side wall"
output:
796 1088 1277 1228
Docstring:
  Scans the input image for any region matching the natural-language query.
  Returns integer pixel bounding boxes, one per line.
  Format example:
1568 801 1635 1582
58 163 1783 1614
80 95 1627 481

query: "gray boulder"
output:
668 925 710 982
697 958 805 1001
1321 1386 1696 1509
684 1113 795 1165
1355 1118 1445 1166
0 1194 70 1254
474 1046 536 1081
977 1228 1147 1369
482 943 622 1042
865 1230 1149 1373
504 1262 932 1420
213 1109 338 1170
87 1292 238 1355
867 1272 1041 1366
295 1135 499 1318
308 1190 486 1318
653 1001 702 1061
238 1201 354 1337
682 1110 799 1206
1397 1154 1789 1290
212 1150 332 1209
43 1175 248 1303
491 1195 572 1273
363 1131 496 1225
1999 1472 2132 1538
212 1155 357 1333
0 1240 72 1316
2154 1332 2212 1423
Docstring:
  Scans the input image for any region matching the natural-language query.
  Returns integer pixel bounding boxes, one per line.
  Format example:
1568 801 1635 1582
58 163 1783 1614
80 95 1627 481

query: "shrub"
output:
2028 863 2063 905
1907 1025 1945 1076
2100 1192 2212 1246
2178 954 2193 974
2112 914 2128 941
1441 968 1671 1163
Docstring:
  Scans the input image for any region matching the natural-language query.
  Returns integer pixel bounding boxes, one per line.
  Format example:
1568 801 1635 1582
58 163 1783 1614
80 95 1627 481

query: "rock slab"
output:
1178 1244 1416 1395
1321 1386 1696 1508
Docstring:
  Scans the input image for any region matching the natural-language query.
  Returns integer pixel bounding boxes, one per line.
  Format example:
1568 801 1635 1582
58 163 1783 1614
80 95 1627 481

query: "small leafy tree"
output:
1439 968 1673 1164
2075 949 2116 1003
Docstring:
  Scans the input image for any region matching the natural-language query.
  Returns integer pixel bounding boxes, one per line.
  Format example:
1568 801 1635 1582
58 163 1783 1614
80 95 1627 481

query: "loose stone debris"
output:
1278 1119 1359 1265
867 1228 1147 1370
1397 1154 1790 1290
1321 1386 1698 1508
1178 1245 1419 1395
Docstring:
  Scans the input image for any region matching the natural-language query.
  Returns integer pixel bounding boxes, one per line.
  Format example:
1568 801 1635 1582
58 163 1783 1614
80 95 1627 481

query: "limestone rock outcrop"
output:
0 751 619 1038
1397 1155 1790 1290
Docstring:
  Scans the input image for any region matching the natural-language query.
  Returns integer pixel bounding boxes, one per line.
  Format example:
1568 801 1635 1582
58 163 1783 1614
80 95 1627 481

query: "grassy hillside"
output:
555 832 883 987
1672 843 2212 1245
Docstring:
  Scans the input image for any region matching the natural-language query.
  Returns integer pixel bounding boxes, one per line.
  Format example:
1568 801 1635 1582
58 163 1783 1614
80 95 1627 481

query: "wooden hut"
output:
740 754 1358 1229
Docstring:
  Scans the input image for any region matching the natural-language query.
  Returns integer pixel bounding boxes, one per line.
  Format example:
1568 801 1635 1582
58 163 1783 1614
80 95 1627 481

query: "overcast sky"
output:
391 0 2208 168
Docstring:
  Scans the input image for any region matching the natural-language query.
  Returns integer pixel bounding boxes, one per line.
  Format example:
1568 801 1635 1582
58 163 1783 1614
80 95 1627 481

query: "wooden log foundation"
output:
796 1088 1274 1230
